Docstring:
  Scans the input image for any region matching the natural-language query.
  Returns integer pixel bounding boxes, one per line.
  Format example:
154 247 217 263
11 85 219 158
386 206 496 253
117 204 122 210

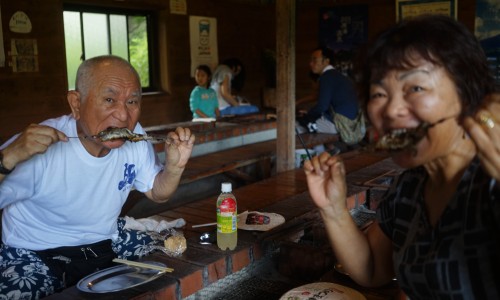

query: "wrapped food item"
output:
164 234 187 256
141 228 187 258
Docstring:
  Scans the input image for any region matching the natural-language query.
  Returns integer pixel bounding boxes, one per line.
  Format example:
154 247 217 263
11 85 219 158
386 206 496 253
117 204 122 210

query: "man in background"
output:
297 46 365 148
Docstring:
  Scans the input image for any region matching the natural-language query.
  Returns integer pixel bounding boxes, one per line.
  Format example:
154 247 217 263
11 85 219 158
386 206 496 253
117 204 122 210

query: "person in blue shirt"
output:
297 47 365 145
189 64 220 119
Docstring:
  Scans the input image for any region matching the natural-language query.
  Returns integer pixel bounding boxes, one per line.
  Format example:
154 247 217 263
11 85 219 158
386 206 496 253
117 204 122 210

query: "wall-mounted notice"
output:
10 38 38 72
170 0 187 15
9 11 32 33
396 0 457 21
189 16 218 77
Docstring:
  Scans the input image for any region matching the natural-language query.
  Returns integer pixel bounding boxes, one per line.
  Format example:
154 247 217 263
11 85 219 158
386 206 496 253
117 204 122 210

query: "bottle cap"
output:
221 182 232 193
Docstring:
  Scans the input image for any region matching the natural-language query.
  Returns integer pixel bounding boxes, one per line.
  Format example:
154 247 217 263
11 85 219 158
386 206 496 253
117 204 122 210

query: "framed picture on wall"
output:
318 5 368 78
475 0 500 84
396 0 457 21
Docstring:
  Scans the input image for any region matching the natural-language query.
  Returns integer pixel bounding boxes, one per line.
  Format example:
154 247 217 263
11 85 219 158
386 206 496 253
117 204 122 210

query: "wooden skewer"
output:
295 128 313 160
112 258 174 273
191 211 248 228
192 222 216 228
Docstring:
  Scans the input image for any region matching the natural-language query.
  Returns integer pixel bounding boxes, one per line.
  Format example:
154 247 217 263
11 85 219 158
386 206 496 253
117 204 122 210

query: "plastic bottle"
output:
216 182 237 250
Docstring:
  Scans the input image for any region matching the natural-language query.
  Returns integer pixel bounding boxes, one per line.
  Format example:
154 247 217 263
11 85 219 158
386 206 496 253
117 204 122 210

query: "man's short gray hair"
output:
75 55 142 100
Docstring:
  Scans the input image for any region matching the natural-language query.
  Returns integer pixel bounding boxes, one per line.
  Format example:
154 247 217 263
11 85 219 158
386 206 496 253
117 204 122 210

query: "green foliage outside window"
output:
63 10 151 90
128 16 149 88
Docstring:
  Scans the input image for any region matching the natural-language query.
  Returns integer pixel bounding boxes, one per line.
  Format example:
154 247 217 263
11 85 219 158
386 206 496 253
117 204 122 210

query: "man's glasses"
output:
310 56 324 63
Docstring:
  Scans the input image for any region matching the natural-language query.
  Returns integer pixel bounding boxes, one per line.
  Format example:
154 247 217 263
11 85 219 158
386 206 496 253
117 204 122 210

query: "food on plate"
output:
245 212 271 225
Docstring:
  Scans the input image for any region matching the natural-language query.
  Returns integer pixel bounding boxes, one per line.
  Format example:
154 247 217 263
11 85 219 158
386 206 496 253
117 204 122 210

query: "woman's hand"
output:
464 93 500 180
303 152 348 217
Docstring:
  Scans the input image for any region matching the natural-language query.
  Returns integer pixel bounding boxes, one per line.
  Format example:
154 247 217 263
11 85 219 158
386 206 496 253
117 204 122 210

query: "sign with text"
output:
189 16 218 77
396 0 457 21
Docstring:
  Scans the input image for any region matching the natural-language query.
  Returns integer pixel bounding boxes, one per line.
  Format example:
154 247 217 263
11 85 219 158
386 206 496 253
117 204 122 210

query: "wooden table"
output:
45 151 403 300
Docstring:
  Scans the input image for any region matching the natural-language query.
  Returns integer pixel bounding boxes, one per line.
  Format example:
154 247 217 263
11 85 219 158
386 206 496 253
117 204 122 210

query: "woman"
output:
304 15 499 299
210 58 259 116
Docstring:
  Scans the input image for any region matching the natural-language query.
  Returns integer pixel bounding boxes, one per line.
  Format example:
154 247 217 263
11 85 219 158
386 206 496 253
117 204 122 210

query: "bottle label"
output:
217 197 237 233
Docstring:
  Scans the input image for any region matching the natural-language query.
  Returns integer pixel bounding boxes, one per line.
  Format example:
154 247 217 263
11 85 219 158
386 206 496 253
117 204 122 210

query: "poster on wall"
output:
170 0 187 15
10 38 38 72
318 5 368 77
475 0 500 84
189 16 218 77
396 0 457 21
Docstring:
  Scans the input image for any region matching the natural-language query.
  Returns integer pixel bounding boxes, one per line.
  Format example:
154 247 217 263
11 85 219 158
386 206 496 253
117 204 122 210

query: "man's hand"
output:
164 127 195 172
1 124 68 171
147 127 195 203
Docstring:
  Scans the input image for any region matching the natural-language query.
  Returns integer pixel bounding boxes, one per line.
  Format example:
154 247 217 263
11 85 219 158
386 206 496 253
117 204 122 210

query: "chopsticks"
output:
295 128 313 161
112 258 174 273
192 222 216 228
192 211 249 228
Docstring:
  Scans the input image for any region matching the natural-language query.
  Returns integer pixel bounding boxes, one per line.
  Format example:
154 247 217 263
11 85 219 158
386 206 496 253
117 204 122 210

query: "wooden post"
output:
276 0 296 172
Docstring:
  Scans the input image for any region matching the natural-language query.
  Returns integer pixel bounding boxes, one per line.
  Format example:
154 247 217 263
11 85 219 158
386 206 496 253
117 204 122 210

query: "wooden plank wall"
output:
0 0 68 143
0 0 477 143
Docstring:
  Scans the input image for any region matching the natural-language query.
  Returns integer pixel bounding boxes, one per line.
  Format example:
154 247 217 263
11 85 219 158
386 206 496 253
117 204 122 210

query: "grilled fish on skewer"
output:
369 116 454 152
92 127 173 143
373 122 432 151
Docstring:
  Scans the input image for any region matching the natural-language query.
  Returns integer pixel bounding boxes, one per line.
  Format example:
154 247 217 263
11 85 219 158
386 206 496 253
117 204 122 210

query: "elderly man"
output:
0 55 194 299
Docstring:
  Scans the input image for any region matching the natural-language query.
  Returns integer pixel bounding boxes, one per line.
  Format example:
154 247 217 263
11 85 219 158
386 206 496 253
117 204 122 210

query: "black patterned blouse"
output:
377 158 500 299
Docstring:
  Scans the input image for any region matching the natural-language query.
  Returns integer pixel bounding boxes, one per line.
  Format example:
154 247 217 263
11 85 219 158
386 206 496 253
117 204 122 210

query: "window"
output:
63 5 157 91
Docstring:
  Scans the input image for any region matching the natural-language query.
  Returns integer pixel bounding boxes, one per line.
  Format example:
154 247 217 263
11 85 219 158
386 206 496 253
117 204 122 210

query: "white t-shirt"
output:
210 65 233 110
0 115 163 250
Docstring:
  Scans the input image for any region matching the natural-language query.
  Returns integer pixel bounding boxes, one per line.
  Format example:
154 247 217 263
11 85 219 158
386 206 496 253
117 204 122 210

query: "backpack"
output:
332 110 366 145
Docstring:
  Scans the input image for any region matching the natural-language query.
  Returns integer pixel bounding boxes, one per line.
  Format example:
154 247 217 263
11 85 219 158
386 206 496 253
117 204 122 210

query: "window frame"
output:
63 4 160 93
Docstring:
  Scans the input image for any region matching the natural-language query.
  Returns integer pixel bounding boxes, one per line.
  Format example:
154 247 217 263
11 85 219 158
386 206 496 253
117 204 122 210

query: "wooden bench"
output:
46 150 403 300
181 132 338 184
121 132 339 218
145 113 279 157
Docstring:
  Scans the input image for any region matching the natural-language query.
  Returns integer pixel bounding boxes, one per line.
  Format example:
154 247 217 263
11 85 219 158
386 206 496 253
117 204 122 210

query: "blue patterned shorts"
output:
0 218 159 299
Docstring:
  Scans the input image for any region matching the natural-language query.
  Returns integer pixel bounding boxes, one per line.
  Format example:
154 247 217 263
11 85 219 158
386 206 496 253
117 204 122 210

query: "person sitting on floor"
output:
0 55 195 299
190 64 220 119
211 58 259 116
297 47 365 148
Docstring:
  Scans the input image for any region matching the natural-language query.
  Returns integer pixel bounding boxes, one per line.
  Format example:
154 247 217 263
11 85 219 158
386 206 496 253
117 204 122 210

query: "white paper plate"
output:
280 282 366 300
237 211 285 231
192 117 216 122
